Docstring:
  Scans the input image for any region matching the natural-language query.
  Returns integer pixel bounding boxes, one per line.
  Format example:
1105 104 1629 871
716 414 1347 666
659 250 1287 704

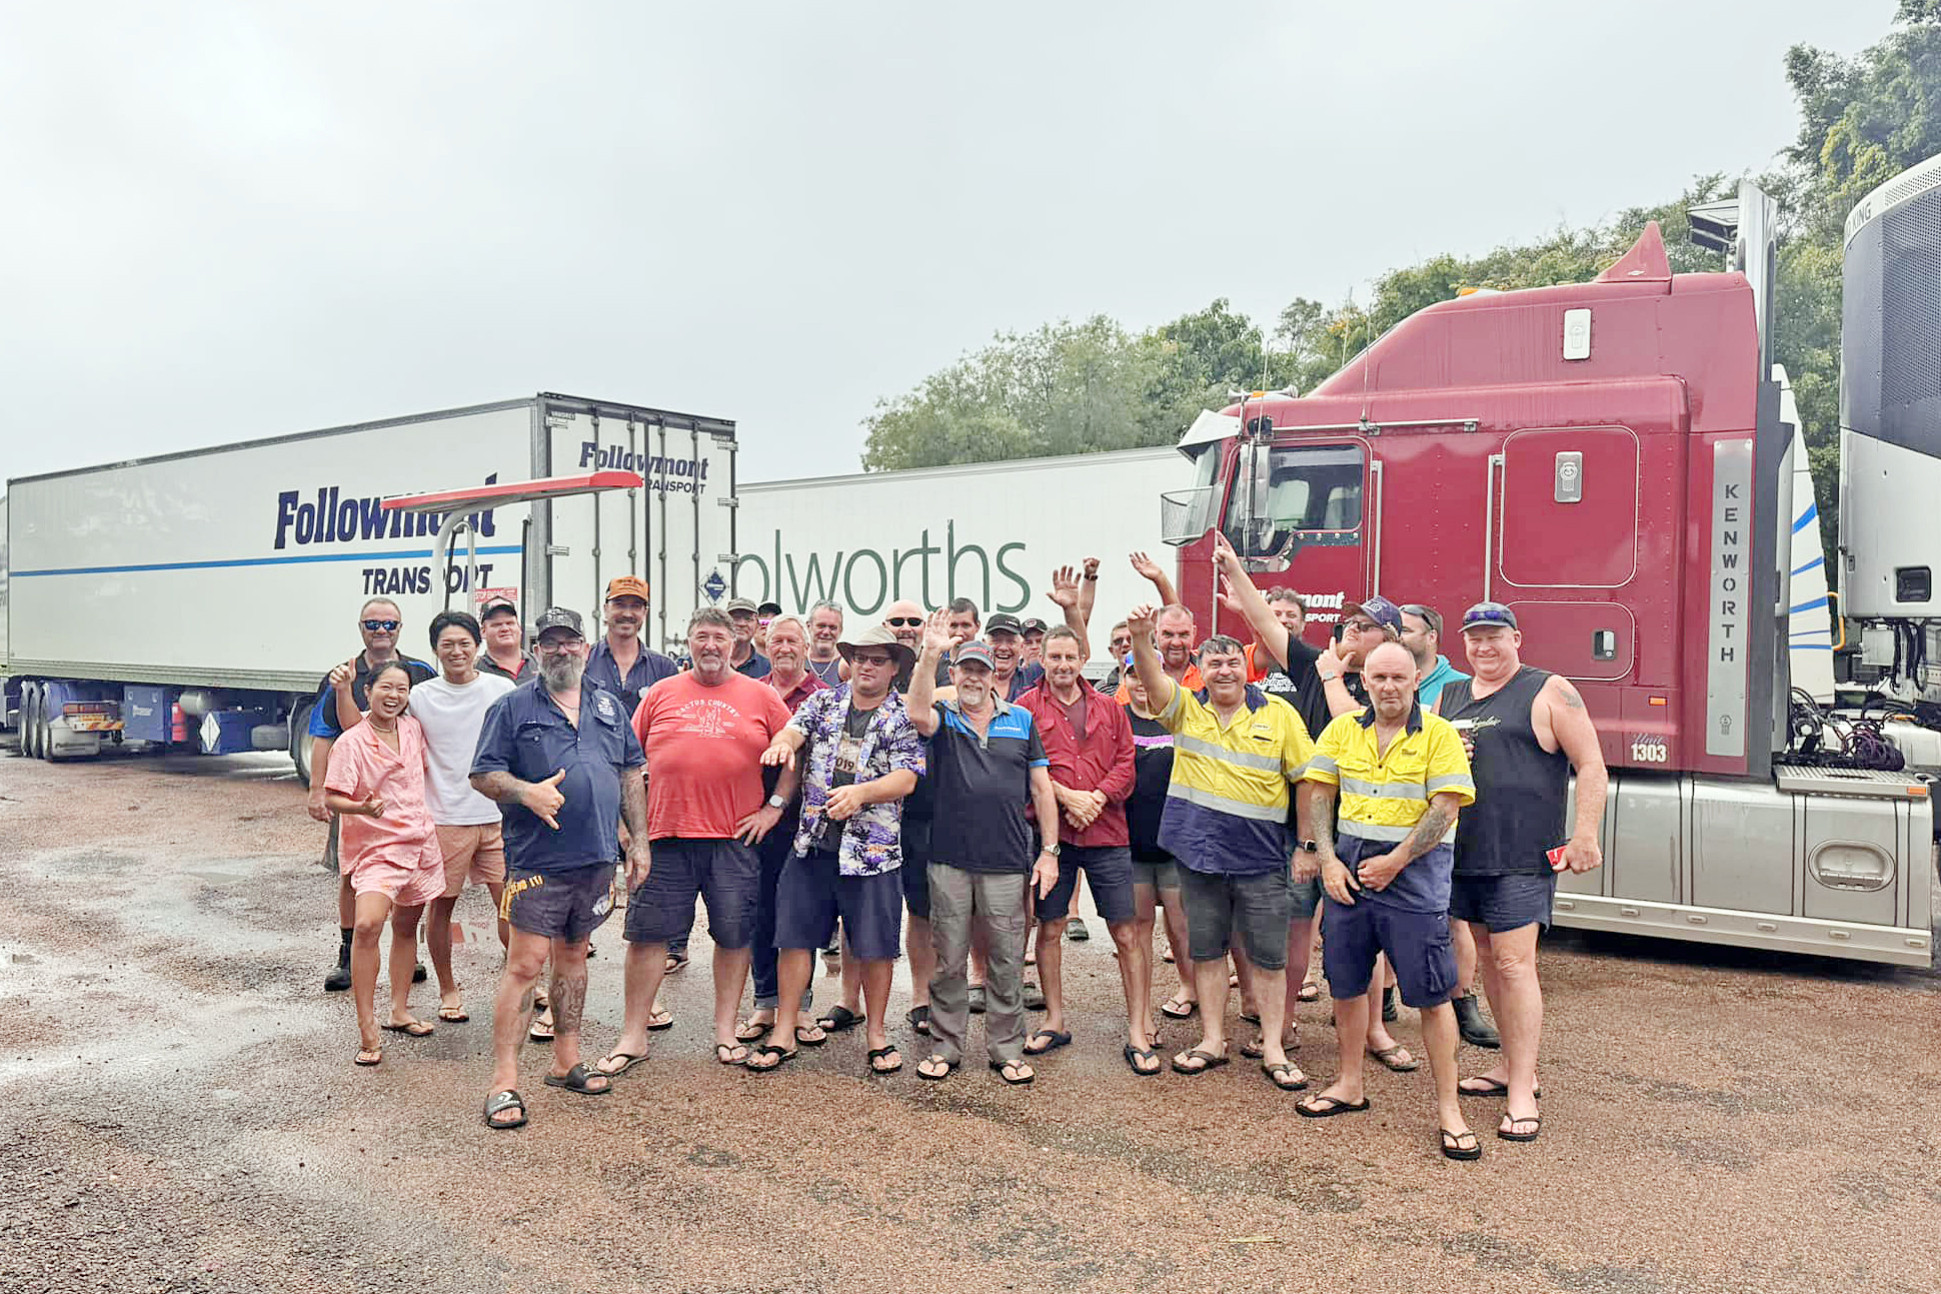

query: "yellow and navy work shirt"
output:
1304 703 1475 911
1155 683 1314 877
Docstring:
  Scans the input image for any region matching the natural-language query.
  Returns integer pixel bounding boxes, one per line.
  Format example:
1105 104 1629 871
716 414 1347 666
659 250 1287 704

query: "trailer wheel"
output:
32 687 56 762
290 699 315 789
17 684 39 758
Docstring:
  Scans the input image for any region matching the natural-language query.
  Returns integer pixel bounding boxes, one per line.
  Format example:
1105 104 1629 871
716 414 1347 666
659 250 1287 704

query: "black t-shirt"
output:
810 704 874 849
926 700 1047 874
311 652 436 739
1259 634 1333 743
1125 708 1174 861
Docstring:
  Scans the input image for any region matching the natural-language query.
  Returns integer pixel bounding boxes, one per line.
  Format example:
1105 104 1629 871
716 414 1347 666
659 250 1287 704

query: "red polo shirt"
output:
767 668 826 714
1018 679 1136 848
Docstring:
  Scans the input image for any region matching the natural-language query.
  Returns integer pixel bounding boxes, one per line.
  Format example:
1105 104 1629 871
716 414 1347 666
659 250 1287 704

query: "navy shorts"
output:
902 815 933 921
1321 898 1458 1009
1450 871 1556 933
1178 866 1293 970
775 848 904 961
1039 845 1135 924
500 863 613 943
625 837 759 950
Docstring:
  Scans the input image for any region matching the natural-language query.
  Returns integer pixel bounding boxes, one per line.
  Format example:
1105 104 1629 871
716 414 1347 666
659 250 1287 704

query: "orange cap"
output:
604 575 650 602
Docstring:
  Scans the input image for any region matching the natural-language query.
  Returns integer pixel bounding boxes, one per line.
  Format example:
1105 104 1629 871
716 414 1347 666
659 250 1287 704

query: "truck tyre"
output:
33 687 56 762
18 684 39 758
290 699 315 789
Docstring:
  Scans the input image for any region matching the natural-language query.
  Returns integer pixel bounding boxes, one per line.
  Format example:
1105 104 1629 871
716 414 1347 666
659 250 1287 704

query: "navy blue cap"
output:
1460 601 1519 632
1342 594 1404 635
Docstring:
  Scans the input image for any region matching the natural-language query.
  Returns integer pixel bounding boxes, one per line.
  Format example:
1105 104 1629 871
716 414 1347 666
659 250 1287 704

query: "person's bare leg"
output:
1131 884 1160 1032
597 940 667 1073
338 873 355 929
487 930 548 1117
1253 966 1295 1075
387 903 426 1026
1453 917 1478 994
714 944 753 1052
1474 923 1542 1133
546 937 602 1085
1032 917 1069 1042
1420 1000 1472 1146
1308 982 1370 1107
349 891 392 1055
906 913 935 1013
426 894 461 1012
1157 886 1195 1011
1272 916 1314 1050
861 958 898 1068
1175 955 1232 1065
1107 920 1151 1052
838 933 864 1013
1365 953 1408 1061
748 949 814 1068
1232 947 1257 1018
484 881 510 952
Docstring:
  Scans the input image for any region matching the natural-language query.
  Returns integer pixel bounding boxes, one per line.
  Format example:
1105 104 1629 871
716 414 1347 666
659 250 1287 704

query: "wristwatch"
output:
767 794 789 809
1295 839 1319 854
1317 671 1340 683
1041 841 1062 856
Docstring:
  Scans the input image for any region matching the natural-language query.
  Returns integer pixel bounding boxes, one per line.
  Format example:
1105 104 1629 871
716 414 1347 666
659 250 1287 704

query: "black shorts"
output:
625 837 760 950
1321 898 1458 1009
901 815 933 920
500 863 613 943
1178 866 1293 970
1038 845 1135 924
1450 871 1556 933
774 849 904 961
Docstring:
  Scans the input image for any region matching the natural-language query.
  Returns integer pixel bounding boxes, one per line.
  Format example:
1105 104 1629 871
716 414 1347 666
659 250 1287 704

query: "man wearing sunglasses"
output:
307 598 437 992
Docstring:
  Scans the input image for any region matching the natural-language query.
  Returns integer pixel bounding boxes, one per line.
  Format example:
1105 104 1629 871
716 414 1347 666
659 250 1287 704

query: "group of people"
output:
312 543 1605 1161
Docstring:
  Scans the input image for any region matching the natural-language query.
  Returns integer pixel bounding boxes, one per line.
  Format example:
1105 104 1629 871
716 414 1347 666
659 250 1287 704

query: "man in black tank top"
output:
1438 603 1608 1143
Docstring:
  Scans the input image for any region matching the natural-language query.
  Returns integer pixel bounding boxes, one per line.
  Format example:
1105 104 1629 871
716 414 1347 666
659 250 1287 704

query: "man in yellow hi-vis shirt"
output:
1298 641 1481 1161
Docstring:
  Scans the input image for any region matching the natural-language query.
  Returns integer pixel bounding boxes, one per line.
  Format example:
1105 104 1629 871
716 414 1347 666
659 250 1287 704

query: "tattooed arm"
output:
1354 792 1461 892
621 766 652 887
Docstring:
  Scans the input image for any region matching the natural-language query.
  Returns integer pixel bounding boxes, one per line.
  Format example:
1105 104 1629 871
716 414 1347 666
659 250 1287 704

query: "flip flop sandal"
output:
595 1051 649 1079
380 1020 435 1037
743 1044 794 1072
354 1047 383 1067
1123 1044 1162 1076
1022 983 1047 1012
1023 1029 1072 1055
734 1019 771 1043
714 1042 752 1066
867 1046 903 1075
794 1024 829 1048
1262 1061 1308 1091
664 953 689 974
916 1056 958 1081
1239 1010 1261 1025
528 1020 555 1043
438 1006 470 1023
1497 1115 1542 1143
1441 1128 1483 1160
1240 1036 1266 1060
906 1005 932 1036
646 1008 675 1032
483 1089 527 1130
1369 1045 1420 1073
1296 1094 1371 1118
1170 1048 1230 1075
1159 998 1198 1020
1459 1078 1542 1098
990 1060 1035 1086
818 1005 863 1033
543 1063 611 1095
1296 982 1322 1002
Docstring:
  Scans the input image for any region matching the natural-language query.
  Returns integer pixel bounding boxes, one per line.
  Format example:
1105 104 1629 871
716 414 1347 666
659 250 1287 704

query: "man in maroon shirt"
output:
1016 627 1147 1072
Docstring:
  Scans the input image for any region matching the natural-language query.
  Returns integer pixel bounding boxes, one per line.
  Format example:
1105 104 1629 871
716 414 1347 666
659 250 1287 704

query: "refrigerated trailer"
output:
2 394 735 779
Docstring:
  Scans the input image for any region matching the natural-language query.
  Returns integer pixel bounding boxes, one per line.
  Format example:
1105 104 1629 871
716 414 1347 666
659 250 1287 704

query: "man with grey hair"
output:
806 601 845 686
595 606 798 1078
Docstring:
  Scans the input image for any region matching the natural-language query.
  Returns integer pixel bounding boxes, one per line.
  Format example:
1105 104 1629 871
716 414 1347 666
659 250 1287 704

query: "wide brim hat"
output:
837 624 917 670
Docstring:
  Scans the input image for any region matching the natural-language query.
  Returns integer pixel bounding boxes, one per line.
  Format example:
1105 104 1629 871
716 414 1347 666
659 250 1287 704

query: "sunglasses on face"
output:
852 652 894 667
362 620 401 632
885 617 922 627
1345 619 1379 633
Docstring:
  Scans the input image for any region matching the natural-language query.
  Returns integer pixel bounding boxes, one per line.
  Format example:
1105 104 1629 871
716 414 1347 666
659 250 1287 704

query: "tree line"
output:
861 4 1941 561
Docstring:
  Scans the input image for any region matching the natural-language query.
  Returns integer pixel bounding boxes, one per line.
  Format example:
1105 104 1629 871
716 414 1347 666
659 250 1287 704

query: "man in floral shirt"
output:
753 625 923 1076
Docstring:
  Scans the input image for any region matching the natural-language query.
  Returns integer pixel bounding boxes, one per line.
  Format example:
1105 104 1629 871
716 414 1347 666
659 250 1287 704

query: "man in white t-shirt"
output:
410 609 517 1023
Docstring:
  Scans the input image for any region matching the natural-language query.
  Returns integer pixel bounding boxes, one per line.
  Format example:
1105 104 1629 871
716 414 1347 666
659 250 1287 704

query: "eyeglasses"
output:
534 639 582 654
851 652 895 667
885 617 922 627
1344 619 1379 633
362 620 401 632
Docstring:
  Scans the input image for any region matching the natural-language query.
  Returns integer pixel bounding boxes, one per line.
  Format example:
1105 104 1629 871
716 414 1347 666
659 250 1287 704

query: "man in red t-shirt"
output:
595 608 797 1078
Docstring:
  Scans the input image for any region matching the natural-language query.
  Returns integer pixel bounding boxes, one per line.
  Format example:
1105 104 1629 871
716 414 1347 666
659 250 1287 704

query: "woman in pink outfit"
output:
323 660 445 1066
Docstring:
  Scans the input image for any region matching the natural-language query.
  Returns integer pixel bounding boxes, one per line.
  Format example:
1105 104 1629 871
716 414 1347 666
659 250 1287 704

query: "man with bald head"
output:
1300 640 1479 1160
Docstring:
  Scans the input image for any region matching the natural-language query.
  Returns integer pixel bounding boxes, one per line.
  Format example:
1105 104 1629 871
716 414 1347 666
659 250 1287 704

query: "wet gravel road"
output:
4 745 1940 1294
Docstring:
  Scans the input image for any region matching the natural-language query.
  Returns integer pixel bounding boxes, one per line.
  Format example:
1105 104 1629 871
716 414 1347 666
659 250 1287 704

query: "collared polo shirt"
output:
927 697 1048 874
1304 703 1475 911
308 652 437 739
471 677 645 874
734 648 772 679
584 638 678 716
1155 683 1313 877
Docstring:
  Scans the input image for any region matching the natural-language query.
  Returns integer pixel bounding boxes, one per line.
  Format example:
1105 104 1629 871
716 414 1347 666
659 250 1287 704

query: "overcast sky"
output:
0 1 1893 486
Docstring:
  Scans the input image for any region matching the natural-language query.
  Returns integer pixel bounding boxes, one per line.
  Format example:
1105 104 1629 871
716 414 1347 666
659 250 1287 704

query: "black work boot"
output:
1453 991 1501 1049
1381 985 1399 1023
323 928 352 992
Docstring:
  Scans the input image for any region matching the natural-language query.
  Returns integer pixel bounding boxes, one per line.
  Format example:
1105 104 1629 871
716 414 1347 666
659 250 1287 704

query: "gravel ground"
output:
3 742 1939 1294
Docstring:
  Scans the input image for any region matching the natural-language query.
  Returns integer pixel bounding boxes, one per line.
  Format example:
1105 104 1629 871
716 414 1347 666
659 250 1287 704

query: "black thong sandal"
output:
915 1055 957 1081
990 1060 1035 1086
1262 1061 1308 1091
818 1004 863 1032
734 1018 771 1043
1296 1094 1370 1118
1171 1048 1230 1075
1123 1044 1162 1076
1023 1029 1072 1056
1159 996 1198 1020
380 1020 435 1037
483 1089 527 1130
906 1005 931 1036
744 1044 795 1072
867 1046 903 1075
594 1050 648 1079
1459 1077 1543 1098
1497 1114 1542 1143
1441 1127 1483 1160
543 1063 611 1095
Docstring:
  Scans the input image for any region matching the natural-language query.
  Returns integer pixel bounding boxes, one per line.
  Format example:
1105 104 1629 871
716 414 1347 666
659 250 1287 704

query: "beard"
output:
541 653 586 692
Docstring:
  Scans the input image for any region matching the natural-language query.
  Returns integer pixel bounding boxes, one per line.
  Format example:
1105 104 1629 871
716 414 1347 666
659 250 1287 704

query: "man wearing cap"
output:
726 597 772 679
1020 617 1048 669
584 576 678 717
308 598 437 993
753 624 924 1076
1125 604 1314 1090
471 607 649 1129
754 599 784 658
1439 602 1607 1145
984 613 1045 703
597 607 797 1077
1300 640 1479 1159
805 601 846 687
907 617 1060 1086
477 596 532 682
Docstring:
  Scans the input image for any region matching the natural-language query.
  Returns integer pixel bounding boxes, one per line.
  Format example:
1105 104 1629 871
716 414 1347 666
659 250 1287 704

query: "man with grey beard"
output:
471 608 649 1130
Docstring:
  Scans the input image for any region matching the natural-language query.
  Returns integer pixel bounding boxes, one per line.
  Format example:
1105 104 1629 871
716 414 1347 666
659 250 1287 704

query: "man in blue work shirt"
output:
471 607 649 1131
582 576 678 715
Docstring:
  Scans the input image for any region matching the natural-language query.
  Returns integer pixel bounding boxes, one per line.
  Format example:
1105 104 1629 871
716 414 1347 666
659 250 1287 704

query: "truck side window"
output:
1222 443 1364 558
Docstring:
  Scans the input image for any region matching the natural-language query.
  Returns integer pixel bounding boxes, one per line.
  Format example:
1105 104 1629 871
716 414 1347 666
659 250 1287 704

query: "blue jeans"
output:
751 807 811 1011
